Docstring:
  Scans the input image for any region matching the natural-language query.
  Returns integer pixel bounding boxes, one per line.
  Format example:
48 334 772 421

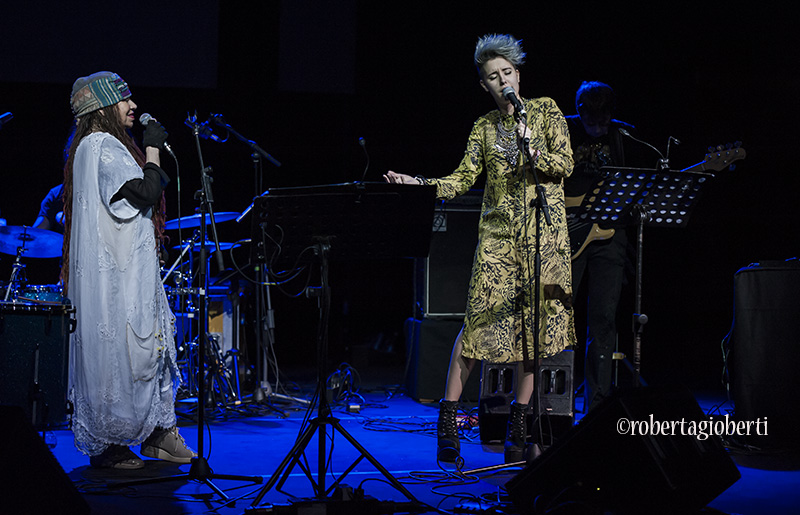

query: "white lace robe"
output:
68 132 179 456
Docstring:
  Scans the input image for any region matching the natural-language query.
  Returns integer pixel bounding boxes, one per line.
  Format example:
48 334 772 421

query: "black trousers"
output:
571 229 627 411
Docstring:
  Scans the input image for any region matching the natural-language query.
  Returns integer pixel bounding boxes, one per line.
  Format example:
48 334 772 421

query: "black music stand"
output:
249 182 435 507
576 166 713 385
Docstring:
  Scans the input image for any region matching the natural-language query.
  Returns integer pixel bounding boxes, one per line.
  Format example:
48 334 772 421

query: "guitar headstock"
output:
682 142 746 173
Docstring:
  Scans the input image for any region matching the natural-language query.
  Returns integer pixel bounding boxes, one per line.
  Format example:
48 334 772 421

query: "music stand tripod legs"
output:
250 241 418 507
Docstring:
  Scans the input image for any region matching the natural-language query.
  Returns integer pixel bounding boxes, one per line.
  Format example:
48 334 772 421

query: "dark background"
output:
1 2 797 390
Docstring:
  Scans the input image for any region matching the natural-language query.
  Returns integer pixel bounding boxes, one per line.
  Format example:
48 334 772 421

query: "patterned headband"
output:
70 71 132 117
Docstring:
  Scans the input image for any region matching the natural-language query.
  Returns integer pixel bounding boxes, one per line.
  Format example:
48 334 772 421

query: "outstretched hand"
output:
383 171 421 185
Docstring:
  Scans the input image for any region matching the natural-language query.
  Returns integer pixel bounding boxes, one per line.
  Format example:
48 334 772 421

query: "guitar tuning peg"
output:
734 141 742 148
716 144 724 151
708 146 715 153
726 142 733 150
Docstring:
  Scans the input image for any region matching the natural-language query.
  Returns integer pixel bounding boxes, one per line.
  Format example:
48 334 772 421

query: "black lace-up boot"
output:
504 400 528 463
437 399 460 462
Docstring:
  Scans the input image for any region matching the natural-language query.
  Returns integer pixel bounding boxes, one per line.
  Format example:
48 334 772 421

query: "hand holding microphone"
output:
139 113 173 155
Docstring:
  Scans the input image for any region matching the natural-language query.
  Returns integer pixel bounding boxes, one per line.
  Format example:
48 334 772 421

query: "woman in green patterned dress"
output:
385 34 575 464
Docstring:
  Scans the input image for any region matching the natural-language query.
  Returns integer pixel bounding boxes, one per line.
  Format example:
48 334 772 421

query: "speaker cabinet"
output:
479 350 574 442
0 303 74 429
0 405 90 514
404 318 480 403
505 385 741 514
732 261 800 449
415 191 481 318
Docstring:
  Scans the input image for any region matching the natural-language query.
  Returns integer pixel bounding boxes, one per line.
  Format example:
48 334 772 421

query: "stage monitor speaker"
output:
505 385 740 515
0 405 90 515
479 350 574 442
404 318 480 403
731 261 800 449
415 191 481 318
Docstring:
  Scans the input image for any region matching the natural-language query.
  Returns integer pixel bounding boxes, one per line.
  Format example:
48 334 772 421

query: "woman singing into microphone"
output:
385 34 575 464
63 71 195 469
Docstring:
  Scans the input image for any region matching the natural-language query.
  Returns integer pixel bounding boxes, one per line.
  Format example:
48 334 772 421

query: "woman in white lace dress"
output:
62 71 195 469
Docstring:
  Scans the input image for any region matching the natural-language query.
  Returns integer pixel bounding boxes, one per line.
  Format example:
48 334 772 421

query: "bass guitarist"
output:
564 81 638 412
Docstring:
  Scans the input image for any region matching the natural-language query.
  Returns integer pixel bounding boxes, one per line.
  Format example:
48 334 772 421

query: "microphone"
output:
619 128 678 170
501 87 527 120
0 112 13 128
666 136 680 165
358 137 370 182
197 120 222 142
182 112 220 142
139 113 174 155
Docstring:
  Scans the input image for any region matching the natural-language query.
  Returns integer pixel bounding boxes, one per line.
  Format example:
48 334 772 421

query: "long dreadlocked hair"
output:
61 105 167 293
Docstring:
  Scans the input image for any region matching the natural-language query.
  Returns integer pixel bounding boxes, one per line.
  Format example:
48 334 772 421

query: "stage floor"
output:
23 374 800 514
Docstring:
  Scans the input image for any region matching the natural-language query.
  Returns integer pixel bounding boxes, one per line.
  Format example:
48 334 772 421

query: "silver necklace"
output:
494 119 519 166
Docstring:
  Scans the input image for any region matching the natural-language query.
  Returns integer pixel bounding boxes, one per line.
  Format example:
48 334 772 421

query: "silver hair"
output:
474 34 526 73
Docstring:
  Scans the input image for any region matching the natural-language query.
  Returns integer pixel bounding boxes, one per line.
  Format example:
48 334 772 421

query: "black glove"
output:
143 120 169 150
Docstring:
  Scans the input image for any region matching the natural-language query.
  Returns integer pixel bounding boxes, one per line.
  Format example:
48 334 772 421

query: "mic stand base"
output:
108 456 264 502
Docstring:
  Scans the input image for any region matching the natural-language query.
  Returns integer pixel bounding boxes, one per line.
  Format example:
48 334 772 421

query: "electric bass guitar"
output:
566 144 746 260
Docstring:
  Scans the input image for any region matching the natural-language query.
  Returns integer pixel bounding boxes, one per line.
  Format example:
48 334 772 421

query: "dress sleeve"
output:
97 135 145 221
531 97 574 179
426 120 486 200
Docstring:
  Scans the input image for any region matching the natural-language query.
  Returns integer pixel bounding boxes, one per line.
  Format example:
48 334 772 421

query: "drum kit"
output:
159 211 246 412
0 225 65 303
0 225 73 430
0 212 249 415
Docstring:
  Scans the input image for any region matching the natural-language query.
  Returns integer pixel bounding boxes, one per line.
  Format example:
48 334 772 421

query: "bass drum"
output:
17 284 68 305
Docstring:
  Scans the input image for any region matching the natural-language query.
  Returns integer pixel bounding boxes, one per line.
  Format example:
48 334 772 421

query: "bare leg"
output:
513 363 535 405
437 328 475 462
443 328 477 402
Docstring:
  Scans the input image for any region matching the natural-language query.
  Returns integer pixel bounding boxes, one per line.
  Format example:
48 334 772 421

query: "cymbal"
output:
164 212 240 231
0 226 63 258
171 241 234 251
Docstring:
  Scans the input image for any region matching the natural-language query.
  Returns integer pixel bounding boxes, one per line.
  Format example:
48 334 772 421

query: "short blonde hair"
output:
474 34 526 74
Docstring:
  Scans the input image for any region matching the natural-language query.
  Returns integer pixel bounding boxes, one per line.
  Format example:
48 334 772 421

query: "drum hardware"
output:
161 231 243 413
162 235 200 285
3 246 27 301
0 226 64 302
178 334 242 412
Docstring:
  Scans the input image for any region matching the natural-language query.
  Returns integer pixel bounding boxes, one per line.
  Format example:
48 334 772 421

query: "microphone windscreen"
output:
139 113 153 126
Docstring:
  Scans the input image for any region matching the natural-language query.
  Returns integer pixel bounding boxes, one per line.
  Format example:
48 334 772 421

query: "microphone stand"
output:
211 115 303 407
211 114 281 168
248 153 304 405
516 110 552 456
617 128 682 387
110 118 262 501
631 203 648 388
